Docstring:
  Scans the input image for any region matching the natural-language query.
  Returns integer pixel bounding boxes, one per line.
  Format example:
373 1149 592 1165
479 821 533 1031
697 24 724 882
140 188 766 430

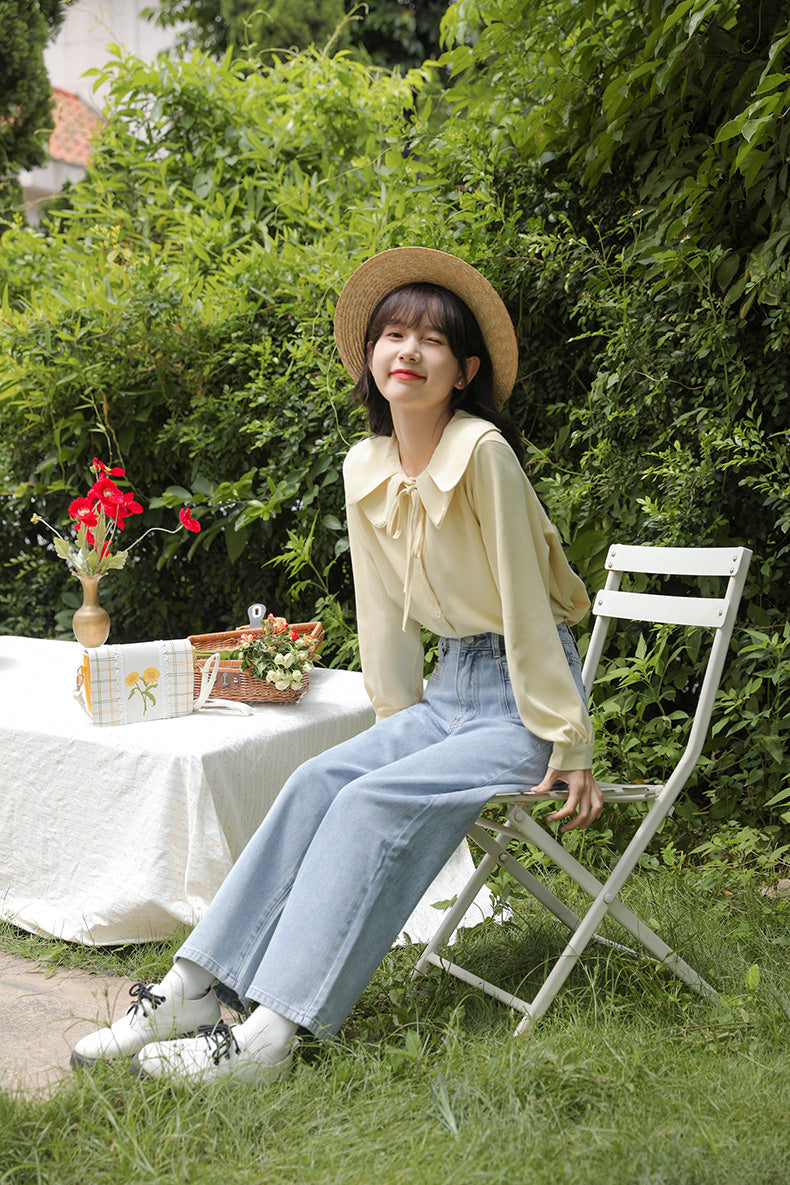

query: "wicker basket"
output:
189 622 324 704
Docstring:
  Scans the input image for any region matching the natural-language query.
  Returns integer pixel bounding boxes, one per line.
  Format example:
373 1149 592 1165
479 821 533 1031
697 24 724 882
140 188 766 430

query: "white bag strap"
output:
194 651 253 716
74 667 91 717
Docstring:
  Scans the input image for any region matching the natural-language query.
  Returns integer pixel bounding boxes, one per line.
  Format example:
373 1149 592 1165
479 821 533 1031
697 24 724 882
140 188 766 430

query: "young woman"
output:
71 247 601 1084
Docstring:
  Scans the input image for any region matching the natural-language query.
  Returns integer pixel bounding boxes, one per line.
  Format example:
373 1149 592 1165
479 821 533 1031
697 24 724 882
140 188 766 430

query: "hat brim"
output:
334 247 518 407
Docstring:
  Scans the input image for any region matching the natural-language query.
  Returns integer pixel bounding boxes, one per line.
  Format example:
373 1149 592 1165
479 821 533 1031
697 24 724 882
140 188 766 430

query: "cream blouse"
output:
343 411 595 771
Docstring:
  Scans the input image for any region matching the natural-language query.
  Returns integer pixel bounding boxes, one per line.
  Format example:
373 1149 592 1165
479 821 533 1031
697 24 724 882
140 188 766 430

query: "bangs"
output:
366 283 477 354
370 285 454 336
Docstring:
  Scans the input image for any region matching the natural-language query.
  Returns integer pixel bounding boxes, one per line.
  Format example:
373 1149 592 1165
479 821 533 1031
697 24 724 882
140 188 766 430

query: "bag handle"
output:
74 666 90 718
194 651 253 716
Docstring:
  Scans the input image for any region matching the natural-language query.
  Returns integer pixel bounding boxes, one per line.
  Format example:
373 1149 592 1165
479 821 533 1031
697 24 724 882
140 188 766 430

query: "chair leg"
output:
471 819 642 957
513 891 612 1034
468 822 584 933
507 808 718 1004
416 799 718 1031
415 825 637 1026
606 900 718 1001
412 849 498 979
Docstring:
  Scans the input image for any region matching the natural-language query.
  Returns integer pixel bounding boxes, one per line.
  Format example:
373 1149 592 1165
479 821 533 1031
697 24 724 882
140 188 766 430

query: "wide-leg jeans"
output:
177 627 586 1040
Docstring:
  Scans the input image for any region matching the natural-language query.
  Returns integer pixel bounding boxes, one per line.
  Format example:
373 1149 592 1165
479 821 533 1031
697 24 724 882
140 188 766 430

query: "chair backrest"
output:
582 544 752 780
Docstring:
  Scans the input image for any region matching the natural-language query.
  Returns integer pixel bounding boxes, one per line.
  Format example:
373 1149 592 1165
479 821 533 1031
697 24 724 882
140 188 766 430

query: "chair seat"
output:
489 782 663 804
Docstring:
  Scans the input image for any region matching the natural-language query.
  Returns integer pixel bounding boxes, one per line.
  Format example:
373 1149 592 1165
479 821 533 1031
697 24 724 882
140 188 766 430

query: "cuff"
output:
548 741 595 772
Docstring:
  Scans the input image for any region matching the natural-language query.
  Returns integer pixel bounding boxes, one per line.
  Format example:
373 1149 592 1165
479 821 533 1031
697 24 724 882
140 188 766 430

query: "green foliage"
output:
219 0 349 57
0 48 430 647
587 626 694 784
418 0 790 837
350 0 448 68
142 0 230 57
144 0 348 56
1 2 790 848
710 624 790 816
440 0 790 308
144 0 449 69
0 0 71 218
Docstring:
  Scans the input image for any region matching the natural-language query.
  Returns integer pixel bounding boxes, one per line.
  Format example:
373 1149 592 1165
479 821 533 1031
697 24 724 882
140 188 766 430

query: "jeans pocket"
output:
423 654 445 704
495 655 523 723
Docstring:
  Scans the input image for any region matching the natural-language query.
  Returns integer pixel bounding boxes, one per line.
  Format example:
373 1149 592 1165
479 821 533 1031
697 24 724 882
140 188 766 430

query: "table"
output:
0 637 491 946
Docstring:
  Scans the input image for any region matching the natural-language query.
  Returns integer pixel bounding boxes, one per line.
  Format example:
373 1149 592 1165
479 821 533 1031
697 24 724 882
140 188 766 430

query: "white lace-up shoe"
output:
132 1020 295 1085
70 981 221 1068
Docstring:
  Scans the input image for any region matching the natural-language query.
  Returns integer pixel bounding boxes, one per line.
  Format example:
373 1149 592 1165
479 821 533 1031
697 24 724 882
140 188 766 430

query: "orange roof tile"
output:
49 88 104 168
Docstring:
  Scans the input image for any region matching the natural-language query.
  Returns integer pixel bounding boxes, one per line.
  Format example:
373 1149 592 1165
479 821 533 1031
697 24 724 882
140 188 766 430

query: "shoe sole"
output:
129 1046 295 1086
70 1024 216 1071
70 1050 104 1070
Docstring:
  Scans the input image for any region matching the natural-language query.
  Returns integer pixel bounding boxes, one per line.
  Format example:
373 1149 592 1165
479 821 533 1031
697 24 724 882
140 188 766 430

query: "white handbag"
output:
75 638 251 725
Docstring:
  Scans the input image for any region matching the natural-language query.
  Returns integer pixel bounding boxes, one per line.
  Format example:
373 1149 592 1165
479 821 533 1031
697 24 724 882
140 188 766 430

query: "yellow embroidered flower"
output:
125 671 140 686
143 667 160 683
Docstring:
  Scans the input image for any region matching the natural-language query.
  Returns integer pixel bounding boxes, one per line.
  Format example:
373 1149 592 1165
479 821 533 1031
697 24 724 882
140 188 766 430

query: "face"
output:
368 315 480 418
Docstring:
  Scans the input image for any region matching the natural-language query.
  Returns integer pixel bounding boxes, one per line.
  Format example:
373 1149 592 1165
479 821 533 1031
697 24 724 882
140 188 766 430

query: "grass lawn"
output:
1 867 789 1185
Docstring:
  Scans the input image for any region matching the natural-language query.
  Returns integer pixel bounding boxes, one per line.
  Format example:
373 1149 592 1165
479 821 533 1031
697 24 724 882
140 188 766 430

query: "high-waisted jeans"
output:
177 626 585 1040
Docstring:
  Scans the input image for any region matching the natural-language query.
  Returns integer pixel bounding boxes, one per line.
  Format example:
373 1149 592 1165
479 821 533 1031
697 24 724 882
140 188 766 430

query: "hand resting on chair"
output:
529 767 603 832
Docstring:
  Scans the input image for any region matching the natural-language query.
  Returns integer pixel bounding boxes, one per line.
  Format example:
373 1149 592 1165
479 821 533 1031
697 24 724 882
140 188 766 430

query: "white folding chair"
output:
413 544 752 1033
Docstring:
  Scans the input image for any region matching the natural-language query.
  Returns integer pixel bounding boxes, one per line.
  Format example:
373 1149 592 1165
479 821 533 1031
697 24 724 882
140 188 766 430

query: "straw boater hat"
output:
334 246 519 407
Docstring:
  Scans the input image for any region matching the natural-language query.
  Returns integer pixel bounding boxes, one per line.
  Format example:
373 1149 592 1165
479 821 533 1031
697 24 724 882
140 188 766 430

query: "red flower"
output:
289 628 300 641
91 458 125 477
90 476 126 516
68 497 98 528
37 461 211 578
88 479 141 527
179 507 201 533
120 492 144 517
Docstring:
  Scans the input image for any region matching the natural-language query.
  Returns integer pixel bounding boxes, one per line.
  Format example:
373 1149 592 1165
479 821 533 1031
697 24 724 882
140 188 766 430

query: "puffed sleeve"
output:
468 438 595 770
346 498 424 720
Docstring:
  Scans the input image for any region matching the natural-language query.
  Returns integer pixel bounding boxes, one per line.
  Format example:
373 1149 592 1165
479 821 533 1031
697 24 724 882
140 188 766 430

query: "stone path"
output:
0 951 128 1096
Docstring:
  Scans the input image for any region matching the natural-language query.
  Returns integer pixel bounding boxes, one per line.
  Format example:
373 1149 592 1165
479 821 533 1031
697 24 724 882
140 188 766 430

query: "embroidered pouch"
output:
75 639 245 726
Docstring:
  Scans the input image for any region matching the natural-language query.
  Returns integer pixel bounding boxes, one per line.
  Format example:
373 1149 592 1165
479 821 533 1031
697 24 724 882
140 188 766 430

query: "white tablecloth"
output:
0 636 491 945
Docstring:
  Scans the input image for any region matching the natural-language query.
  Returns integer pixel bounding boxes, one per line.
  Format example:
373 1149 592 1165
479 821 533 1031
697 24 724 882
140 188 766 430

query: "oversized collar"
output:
344 413 504 629
344 412 503 531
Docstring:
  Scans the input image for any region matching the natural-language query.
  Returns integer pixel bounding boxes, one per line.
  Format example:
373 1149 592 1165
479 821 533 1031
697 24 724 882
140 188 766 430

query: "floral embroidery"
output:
126 667 160 713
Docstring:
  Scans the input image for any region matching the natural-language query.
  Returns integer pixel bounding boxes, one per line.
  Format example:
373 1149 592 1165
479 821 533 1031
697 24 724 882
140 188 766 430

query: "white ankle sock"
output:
235 1005 298 1063
158 958 217 1002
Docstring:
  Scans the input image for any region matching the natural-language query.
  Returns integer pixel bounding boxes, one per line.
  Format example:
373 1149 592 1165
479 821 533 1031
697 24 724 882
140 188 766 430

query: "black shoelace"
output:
126 981 166 1017
195 1021 240 1067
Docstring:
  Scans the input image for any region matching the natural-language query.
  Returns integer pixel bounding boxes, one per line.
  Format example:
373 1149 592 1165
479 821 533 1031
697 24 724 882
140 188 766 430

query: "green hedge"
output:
1 16 789 851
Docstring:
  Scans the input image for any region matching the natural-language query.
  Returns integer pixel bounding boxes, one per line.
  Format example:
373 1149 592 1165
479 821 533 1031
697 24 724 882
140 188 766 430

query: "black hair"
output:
351 282 525 464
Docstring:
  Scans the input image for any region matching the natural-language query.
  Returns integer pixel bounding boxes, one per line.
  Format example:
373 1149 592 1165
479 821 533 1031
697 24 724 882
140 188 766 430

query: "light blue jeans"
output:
177 627 585 1040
